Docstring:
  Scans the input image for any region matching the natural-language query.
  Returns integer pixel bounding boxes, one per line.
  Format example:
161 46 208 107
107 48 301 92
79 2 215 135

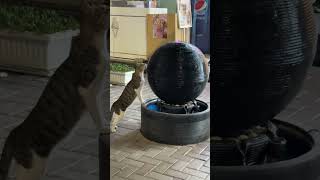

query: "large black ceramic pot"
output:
212 0 317 137
212 0 320 176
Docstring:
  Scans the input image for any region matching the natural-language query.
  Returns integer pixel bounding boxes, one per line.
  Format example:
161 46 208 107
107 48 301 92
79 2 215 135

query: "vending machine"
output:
191 0 210 54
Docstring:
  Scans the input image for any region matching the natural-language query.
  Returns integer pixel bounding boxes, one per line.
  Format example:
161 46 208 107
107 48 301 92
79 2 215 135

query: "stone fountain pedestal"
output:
140 98 210 145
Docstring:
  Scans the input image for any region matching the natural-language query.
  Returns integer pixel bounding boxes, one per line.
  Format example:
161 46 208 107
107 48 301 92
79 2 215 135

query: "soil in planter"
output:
110 63 134 73
0 4 79 34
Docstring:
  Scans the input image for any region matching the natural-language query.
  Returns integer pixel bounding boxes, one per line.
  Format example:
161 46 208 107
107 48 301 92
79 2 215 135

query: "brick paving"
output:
0 71 210 180
275 67 320 131
1 66 320 180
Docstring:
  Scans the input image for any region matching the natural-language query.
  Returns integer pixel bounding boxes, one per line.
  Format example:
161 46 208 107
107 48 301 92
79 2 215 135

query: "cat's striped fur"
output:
110 63 146 132
0 42 104 180
0 0 109 179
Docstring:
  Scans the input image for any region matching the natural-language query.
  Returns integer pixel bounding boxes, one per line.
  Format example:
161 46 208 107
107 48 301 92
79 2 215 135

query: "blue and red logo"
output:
195 0 207 14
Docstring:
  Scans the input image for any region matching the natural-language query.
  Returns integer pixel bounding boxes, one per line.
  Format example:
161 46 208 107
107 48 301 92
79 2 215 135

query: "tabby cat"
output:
110 62 146 132
0 1 109 180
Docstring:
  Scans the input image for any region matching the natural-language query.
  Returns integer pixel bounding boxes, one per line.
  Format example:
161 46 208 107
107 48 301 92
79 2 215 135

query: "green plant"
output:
0 4 79 34
110 63 135 72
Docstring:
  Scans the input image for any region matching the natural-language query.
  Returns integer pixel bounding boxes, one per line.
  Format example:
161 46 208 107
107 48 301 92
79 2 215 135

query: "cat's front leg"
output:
81 87 112 138
80 86 106 132
80 60 109 134
135 86 144 104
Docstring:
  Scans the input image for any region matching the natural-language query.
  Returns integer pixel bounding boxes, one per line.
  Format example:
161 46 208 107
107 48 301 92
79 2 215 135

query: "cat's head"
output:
135 63 147 74
81 0 109 31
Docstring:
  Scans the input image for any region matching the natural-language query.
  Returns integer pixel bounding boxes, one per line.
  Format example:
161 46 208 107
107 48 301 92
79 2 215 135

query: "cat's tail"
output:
0 132 14 180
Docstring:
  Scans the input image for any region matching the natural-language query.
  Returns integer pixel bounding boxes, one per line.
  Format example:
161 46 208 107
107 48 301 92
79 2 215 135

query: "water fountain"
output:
213 0 320 179
140 42 210 145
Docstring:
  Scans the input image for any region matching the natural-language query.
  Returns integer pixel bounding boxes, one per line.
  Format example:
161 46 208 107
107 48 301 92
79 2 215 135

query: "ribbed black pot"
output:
212 0 318 137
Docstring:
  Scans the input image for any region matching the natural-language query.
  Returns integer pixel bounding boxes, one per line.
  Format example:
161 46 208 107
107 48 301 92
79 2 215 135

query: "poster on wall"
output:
153 14 168 39
177 0 192 28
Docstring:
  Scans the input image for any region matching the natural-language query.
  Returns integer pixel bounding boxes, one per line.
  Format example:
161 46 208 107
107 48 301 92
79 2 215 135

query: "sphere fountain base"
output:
140 98 210 145
214 119 320 180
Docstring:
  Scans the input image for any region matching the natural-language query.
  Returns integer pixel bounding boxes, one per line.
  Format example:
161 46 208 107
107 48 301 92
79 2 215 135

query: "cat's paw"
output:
110 125 118 133
110 121 117 133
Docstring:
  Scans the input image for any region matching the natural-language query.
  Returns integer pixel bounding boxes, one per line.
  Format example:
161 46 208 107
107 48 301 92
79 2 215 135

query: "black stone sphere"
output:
147 42 209 105
212 0 317 137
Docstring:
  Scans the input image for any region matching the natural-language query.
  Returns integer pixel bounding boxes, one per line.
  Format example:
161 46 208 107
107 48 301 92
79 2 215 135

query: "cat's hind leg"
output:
110 112 119 133
15 151 47 180
110 110 125 133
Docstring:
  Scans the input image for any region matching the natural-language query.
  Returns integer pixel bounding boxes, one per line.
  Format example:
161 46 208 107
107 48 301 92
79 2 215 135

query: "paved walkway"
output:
0 71 210 180
276 67 320 130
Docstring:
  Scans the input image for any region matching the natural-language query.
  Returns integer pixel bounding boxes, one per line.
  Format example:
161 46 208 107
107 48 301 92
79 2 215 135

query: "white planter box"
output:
0 29 79 76
110 71 134 85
